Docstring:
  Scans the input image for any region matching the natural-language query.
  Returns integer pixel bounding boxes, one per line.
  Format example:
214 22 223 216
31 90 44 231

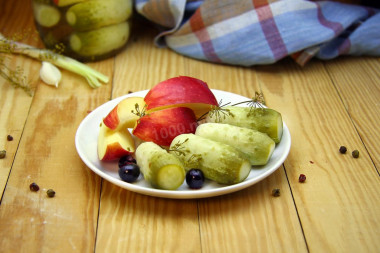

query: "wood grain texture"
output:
324 57 380 172
199 169 308 253
0 0 40 198
258 59 380 252
0 60 113 251
1 1 380 252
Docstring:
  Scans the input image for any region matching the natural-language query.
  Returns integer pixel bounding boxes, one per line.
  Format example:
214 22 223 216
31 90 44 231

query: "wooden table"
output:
1 1 379 252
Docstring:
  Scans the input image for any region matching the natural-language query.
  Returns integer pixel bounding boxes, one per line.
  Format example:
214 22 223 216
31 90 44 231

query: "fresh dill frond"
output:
0 56 33 96
197 99 233 122
184 154 202 168
168 138 189 156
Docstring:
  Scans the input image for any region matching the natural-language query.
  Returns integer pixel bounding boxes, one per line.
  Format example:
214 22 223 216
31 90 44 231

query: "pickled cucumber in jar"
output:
32 0 133 62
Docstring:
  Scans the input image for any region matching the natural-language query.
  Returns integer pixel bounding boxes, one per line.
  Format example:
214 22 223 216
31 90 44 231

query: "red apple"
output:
103 96 145 131
144 76 218 118
97 123 135 161
132 107 198 146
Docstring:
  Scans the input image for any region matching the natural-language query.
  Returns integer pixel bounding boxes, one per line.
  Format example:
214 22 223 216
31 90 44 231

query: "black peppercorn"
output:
29 182 40 192
272 188 280 197
7 135 13 141
339 146 347 154
352 150 359 158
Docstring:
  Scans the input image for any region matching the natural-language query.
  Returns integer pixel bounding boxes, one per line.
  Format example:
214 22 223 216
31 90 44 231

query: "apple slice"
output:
97 123 135 161
103 96 145 131
133 107 198 146
144 76 218 118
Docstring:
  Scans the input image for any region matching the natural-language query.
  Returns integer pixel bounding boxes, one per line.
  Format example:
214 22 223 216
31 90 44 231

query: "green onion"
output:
0 32 109 88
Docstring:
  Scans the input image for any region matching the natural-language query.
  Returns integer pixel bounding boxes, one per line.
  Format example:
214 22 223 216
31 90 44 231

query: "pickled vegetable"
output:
69 22 130 57
66 0 132 31
206 106 283 143
33 2 61 27
136 142 185 190
170 134 251 185
195 123 275 165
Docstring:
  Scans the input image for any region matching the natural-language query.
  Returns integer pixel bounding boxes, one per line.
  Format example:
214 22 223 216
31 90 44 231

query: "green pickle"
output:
32 0 133 62
206 106 283 144
195 123 276 166
170 134 251 185
136 142 185 190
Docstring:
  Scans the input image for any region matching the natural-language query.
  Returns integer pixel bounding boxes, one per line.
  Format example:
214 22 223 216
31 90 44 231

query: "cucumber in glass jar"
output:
69 21 130 58
66 0 133 31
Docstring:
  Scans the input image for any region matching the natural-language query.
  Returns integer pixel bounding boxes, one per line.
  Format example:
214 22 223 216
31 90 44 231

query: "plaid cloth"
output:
135 0 380 66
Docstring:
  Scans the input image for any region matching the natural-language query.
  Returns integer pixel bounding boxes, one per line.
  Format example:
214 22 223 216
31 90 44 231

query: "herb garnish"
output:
197 91 266 121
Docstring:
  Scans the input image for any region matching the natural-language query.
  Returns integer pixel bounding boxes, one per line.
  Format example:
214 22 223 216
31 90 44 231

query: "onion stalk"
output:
0 32 109 88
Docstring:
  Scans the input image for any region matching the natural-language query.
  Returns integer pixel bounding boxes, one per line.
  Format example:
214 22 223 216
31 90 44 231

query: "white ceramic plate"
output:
75 90 291 199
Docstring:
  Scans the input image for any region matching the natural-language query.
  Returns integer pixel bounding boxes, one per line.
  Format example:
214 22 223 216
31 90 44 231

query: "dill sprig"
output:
168 138 189 156
197 99 233 122
0 55 33 96
168 139 202 167
184 154 202 168
231 91 266 108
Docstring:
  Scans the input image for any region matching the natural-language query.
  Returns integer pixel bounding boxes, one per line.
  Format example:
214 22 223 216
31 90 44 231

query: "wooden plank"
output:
258 59 380 252
199 169 308 253
188 60 308 253
0 55 114 252
0 57 36 198
95 25 202 252
0 0 41 199
324 57 380 172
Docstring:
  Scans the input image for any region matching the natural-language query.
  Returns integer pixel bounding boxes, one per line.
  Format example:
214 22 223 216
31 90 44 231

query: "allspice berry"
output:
46 189 56 198
352 150 359 158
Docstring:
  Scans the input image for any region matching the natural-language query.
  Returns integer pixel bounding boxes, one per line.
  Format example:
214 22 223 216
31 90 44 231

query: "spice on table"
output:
0 150 6 159
299 174 306 183
339 146 347 154
29 182 40 192
7 135 13 141
46 189 56 198
272 188 280 197
352 150 359 158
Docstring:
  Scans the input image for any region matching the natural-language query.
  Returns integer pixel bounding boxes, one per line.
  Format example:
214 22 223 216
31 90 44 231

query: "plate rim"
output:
75 89 291 199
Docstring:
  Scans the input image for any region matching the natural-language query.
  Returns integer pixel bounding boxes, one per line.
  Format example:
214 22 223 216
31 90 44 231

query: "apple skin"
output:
103 97 145 131
133 107 198 146
97 123 135 161
144 76 218 118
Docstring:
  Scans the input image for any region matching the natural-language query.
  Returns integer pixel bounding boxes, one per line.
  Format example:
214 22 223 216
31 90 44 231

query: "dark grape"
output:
186 169 205 189
119 164 140 183
118 155 136 168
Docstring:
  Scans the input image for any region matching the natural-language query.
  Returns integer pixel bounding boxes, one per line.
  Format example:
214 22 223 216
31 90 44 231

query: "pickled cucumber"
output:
195 123 275 166
69 22 130 57
33 2 61 27
66 0 132 31
169 134 251 185
135 142 185 190
206 106 283 143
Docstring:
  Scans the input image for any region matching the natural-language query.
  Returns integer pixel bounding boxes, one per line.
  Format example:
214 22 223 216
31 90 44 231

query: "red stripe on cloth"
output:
316 3 344 36
252 0 269 9
189 9 221 63
256 5 288 60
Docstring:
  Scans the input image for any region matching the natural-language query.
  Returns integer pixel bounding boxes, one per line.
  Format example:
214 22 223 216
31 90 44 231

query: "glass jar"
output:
32 0 133 62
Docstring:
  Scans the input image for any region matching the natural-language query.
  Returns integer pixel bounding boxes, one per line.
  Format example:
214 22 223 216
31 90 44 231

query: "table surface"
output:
1 1 380 252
